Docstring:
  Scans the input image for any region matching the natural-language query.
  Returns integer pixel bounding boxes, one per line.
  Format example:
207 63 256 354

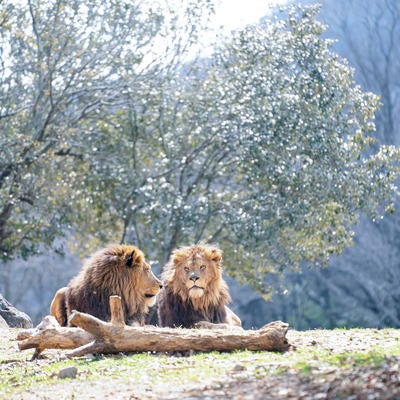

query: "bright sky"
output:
213 0 289 30
195 0 289 55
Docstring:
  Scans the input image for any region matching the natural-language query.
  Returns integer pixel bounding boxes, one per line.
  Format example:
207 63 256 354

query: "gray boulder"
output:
0 314 8 328
0 293 33 328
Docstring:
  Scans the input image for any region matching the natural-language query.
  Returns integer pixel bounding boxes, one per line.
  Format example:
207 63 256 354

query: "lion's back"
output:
65 272 113 323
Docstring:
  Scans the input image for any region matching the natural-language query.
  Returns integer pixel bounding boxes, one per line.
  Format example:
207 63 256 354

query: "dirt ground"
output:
1 327 400 399
174 329 400 400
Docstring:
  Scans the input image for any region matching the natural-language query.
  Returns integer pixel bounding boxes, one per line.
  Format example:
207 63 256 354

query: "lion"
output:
157 244 242 329
50 244 162 326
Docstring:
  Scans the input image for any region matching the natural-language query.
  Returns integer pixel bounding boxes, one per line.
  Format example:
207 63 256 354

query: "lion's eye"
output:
200 265 206 271
184 266 190 272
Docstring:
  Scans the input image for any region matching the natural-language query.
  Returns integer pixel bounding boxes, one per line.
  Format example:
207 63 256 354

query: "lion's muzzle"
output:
188 285 204 298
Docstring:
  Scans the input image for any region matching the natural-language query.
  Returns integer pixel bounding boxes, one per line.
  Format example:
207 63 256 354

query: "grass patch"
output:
320 351 387 368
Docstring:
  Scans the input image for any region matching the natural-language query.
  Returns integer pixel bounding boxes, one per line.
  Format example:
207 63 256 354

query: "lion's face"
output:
123 247 163 307
135 261 163 306
168 244 223 302
87 245 163 309
180 256 219 299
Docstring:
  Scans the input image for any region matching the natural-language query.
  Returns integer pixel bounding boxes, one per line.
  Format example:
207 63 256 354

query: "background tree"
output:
322 0 400 328
264 0 400 329
0 0 212 261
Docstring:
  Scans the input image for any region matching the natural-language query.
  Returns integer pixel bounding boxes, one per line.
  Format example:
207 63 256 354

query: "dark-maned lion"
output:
50 244 162 326
157 244 241 329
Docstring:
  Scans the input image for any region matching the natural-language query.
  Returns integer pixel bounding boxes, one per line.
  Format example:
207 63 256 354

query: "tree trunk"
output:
17 296 290 359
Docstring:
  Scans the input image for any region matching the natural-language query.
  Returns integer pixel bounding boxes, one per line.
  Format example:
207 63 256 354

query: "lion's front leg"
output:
225 306 242 327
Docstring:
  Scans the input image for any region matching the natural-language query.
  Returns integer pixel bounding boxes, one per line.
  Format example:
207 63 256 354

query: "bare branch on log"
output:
110 295 125 327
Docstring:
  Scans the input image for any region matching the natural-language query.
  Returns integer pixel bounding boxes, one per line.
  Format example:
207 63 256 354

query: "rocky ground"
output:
177 329 400 400
1 327 400 399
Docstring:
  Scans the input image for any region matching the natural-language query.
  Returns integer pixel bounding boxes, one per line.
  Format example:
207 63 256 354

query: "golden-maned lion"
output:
157 244 241 329
50 244 162 326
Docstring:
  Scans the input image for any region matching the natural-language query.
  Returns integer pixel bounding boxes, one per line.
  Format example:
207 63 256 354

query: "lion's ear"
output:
172 254 181 266
126 250 135 267
210 249 222 265
172 249 186 266
126 249 142 268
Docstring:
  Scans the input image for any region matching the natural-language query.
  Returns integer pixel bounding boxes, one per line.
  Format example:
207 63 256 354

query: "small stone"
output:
57 366 78 379
232 364 246 372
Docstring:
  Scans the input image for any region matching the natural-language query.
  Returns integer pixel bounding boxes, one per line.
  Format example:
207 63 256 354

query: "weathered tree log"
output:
17 315 94 360
18 296 290 358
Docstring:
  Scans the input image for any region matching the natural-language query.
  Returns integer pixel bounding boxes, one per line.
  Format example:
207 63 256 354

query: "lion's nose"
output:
189 273 199 282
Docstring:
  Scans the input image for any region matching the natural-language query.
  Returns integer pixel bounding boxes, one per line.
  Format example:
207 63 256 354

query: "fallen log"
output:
18 296 290 358
17 315 94 360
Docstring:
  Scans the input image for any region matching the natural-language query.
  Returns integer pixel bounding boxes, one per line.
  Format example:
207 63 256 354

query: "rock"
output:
232 364 247 372
57 367 78 379
0 293 33 328
0 314 8 328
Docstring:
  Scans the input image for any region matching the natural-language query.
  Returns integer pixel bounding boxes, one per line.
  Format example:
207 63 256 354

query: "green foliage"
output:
202 5 400 284
0 0 213 261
